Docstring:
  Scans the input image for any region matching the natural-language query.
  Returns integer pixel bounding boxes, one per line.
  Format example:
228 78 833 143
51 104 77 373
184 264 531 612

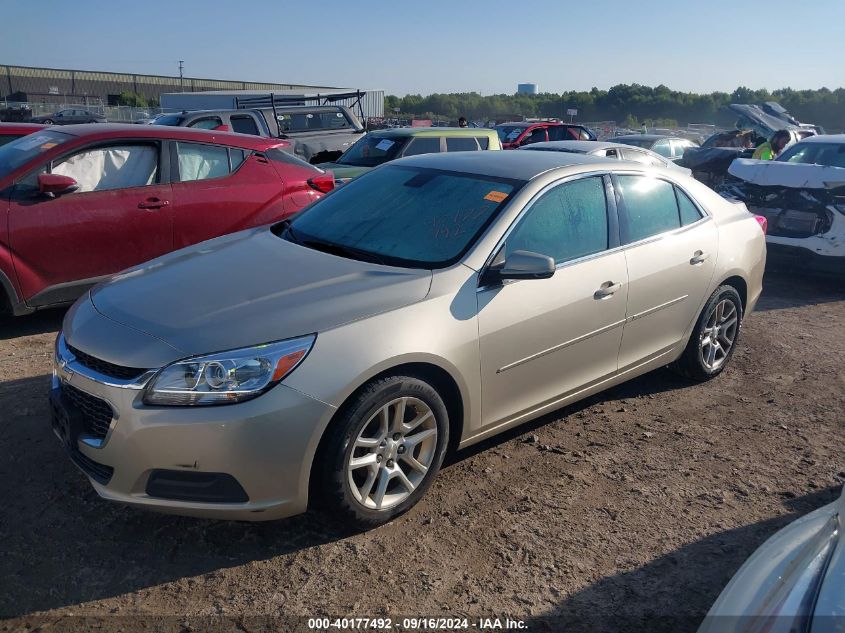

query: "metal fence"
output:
1 99 179 122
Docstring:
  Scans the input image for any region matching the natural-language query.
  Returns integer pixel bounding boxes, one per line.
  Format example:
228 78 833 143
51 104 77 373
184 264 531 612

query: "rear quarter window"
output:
445 137 479 152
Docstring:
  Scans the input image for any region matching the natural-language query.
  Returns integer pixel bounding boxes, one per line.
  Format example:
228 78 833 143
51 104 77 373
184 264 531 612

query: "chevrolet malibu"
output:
52 151 766 528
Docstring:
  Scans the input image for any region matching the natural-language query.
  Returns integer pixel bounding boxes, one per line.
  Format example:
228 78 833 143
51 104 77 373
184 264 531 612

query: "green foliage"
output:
116 91 152 107
384 85 845 131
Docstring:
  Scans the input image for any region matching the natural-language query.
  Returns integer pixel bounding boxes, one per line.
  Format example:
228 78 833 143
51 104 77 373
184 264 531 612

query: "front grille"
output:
69 445 114 485
63 384 114 440
67 344 147 381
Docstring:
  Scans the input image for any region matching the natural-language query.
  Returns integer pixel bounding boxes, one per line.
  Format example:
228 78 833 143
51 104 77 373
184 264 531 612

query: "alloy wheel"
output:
699 298 739 371
347 396 438 511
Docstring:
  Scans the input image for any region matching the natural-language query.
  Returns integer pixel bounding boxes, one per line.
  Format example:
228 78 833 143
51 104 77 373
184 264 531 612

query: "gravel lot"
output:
1 271 843 632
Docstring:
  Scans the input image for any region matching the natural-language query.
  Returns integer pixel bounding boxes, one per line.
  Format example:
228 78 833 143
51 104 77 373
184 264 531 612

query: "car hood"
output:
728 158 845 190
85 227 432 364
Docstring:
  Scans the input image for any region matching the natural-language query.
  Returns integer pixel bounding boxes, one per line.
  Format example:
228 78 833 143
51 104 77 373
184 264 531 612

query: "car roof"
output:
794 134 845 144
0 122 47 134
615 134 680 141
369 127 498 138
496 121 577 127
44 123 288 150
524 140 623 152
395 148 616 180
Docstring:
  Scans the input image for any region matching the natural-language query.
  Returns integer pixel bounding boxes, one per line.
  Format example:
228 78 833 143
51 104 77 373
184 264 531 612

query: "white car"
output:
521 140 692 176
719 135 845 274
699 486 844 632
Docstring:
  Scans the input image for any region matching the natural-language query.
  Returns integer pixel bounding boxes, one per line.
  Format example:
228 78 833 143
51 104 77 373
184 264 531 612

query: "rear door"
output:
613 174 717 370
170 140 285 248
8 140 173 305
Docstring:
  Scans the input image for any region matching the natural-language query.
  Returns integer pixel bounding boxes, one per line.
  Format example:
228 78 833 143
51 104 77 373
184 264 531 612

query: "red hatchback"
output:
0 122 46 147
0 124 333 315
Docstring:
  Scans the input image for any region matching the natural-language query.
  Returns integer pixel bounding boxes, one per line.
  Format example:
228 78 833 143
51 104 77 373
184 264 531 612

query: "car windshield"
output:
496 125 527 142
151 114 185 126
0 130 72 175
282 165 524 268
336 134 406 167
777 142 845 168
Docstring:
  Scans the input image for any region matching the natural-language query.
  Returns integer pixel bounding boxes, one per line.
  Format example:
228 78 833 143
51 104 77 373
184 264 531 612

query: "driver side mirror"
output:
483 250 555 285
38 173 79 197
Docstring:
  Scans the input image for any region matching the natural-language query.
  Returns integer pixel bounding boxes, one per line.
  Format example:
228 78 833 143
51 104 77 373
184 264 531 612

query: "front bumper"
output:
51 339 335 521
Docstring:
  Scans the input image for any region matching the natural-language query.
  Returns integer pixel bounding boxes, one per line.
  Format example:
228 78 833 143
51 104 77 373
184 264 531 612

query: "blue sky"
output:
1 0 843 95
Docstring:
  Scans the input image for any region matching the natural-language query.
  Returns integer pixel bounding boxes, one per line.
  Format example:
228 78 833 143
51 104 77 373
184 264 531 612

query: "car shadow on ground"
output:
0 307 65 340
756 271 845 312
0 373 357 617
520 485 842 633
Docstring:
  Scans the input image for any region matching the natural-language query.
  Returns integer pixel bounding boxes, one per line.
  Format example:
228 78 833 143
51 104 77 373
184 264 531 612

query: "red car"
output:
0 122 46 147
495 121 596 149
0 124 334 316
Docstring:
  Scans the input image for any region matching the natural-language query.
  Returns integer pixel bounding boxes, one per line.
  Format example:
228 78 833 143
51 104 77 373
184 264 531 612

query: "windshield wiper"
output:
300 238 386 265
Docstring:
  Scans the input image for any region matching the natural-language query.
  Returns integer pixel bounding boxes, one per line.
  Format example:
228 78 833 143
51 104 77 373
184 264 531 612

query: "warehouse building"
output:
0 64 384 118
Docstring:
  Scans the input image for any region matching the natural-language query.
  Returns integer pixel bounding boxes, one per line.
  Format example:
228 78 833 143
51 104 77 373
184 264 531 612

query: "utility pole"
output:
178 60 184 91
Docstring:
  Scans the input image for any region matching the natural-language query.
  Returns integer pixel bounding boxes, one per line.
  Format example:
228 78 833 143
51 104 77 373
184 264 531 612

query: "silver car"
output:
52 151 766 528
521 140 693 176
699 486 844 632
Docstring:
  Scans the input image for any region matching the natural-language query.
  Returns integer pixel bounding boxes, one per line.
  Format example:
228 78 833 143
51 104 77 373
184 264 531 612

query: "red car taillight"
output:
753 214 768 234
307 173 335 194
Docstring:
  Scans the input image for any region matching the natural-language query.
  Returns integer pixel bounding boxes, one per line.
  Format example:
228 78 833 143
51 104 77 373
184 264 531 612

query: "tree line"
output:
384 85 845 131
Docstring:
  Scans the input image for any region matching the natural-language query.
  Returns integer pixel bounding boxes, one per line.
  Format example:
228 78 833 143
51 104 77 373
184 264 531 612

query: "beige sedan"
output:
53 151 766 528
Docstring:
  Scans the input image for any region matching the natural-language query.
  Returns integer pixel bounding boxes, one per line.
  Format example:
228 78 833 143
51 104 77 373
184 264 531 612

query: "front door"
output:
477 175 628 427
613 174 718 369
8 141 173 305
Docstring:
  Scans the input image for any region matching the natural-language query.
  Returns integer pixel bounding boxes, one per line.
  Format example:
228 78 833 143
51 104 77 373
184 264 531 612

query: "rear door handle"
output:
690 250 710 265
138 198 170 210
594 281 622 299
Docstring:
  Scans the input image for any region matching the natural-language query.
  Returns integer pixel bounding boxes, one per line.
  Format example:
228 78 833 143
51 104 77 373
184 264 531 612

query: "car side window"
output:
622 147 664 167
230 116 259 135
505 176 608 265
650 140 669 157
547 126 569 141
402 137 441 156
188 117 223 130
675 186 703 225
671 140 691 159
616 175 681 243
521 128 547 145
476 136 490 150
52 144 158 193
176 142 233 181
445 137 479 152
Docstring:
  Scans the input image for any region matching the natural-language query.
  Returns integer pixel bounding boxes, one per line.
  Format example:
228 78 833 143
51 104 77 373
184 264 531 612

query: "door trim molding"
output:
497 318 626 374
626 294 689 323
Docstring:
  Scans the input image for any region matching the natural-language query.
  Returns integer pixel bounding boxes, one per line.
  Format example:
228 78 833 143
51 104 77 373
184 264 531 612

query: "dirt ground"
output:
1 271 843 633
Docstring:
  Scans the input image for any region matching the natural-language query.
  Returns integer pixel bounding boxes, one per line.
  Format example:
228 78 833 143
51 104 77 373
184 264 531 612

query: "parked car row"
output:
0 124 333 315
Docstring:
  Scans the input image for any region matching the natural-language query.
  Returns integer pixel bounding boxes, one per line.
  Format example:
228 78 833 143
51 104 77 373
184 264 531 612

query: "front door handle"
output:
138 198 170 210
594 281 622 299
690 250 710 265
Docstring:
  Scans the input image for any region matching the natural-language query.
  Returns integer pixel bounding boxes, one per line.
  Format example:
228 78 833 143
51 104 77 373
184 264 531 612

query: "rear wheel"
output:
316 375 449 529
42 119 54 125
671 285 742 381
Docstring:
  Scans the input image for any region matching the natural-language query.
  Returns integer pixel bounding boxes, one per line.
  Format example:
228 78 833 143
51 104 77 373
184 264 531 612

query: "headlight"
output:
143 335 315 406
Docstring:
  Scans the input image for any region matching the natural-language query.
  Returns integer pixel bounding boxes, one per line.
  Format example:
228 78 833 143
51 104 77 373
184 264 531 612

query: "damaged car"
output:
717 135 845 274
682 103 819 186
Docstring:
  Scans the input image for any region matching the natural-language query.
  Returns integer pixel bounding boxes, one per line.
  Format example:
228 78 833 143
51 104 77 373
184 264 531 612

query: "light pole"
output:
178 60 184 90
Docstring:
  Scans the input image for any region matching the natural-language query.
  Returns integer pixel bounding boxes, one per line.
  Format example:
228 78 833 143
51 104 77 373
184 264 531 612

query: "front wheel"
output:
316 375 449 529
671 285 743 381
42 119 54 125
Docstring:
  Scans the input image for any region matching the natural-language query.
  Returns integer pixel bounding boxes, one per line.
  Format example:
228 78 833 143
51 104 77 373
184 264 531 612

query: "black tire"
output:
42 119 53 125
315 374 449 530
671 285 743 381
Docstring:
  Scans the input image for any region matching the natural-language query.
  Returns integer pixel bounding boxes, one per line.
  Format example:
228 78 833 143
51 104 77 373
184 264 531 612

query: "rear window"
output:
230 115 260 135
445 137 479 152
0 130 72 175
276 110 352 132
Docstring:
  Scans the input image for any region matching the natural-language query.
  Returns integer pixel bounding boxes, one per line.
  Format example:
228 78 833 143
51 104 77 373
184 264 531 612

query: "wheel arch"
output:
307 360 466 509
718 274 748 312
